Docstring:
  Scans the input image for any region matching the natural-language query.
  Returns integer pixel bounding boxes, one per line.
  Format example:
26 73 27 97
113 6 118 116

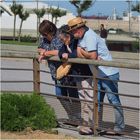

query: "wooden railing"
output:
1 49 140 136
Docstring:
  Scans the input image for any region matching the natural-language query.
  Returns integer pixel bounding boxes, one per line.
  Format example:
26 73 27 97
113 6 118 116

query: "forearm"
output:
77 51 85 58
77 47 86 58
80 49 91 59
81 49 97 59
44 50 58 56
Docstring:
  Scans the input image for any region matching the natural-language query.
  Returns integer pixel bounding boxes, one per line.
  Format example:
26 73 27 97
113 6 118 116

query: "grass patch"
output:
1 40 37 46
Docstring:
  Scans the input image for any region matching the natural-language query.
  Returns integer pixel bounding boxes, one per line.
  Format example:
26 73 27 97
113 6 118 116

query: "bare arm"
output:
80 49 97 59
77 47 85 58
44 50 58 56
38 48 58 56
38 49 58 62
77 47 97 59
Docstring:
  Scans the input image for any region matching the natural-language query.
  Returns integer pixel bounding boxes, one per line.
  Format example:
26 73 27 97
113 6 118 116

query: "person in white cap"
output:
66 17 94 135
67 17 125 135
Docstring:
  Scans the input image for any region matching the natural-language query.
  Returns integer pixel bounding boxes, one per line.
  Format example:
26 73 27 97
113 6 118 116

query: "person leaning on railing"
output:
58 25 93 135
67 17 125 134
37 20 80 120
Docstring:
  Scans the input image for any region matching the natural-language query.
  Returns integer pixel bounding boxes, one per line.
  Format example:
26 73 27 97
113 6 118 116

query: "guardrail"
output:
1 50 140 137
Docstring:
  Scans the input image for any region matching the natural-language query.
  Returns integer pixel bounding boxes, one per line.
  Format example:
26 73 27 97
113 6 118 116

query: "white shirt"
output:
78 28 119 77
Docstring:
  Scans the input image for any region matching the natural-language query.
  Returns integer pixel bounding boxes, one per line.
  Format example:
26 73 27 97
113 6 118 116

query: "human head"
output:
39 20 57 41
58 25 72 45
100 24 104 29
68 17 86 39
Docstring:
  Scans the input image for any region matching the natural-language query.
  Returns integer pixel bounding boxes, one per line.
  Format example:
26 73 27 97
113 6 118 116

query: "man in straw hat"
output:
67 17 125 134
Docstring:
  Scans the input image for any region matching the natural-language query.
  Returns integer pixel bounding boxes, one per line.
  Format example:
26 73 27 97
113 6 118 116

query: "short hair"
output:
39 20 57 36
59 25 69 33
58 25 74 38
101 24 104 27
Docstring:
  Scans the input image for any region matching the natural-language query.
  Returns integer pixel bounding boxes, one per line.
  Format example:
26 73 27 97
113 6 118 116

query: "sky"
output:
5 0 139 17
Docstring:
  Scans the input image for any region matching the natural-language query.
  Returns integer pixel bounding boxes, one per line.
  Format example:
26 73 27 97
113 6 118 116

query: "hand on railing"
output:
62 53 69 60
38 55 44 62
97 56 103 60
38 48 46 62
77 47 85 58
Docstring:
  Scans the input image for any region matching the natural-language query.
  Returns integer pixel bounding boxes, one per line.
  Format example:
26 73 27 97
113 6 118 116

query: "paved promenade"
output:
1 57 139 139
1 44 139 139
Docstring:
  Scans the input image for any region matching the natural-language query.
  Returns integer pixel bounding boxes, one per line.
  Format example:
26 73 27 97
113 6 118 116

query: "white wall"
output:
1 1 75 30
1 11 75 30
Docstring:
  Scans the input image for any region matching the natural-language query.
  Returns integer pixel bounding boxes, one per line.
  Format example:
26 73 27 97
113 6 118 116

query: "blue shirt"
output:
38 34 63 80
78 27 119 77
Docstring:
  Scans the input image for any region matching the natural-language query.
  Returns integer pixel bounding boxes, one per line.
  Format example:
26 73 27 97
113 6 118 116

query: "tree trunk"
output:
13 15 16 41
51 16 53 23
37 17 41 44
55 17 57 25
37 17 39 40
18 20 23 42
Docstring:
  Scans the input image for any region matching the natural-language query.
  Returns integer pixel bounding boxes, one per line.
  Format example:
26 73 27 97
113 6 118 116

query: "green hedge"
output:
1 93 57 131
132 41 139 52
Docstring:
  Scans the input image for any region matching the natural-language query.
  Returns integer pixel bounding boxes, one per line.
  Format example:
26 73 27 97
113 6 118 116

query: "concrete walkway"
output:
55 127 138 140
1 45 139 140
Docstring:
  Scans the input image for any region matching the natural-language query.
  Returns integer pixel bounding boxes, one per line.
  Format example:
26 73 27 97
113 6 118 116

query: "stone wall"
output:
85 19 139 32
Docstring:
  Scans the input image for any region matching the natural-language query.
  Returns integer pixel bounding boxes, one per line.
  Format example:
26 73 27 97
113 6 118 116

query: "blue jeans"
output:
98 73 125 132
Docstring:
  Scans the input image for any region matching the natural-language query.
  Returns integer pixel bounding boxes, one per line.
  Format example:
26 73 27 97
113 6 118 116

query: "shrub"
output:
1 93 57 131
20 35 36 43
132 41 139 52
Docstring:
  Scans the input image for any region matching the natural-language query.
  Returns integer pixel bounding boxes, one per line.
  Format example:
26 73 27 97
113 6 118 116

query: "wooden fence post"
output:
93 65 99 136
33 58 40 94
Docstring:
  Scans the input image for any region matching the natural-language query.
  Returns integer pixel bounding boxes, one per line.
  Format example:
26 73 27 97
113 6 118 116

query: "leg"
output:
98 80 105 128
77 80 86 124
67 86 79 98
83 78 94 126
77 78 94 134
55 85 63 96
102 73 125 132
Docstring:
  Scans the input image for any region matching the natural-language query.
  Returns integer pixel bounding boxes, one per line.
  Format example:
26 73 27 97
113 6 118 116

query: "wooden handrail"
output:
1 50 139 69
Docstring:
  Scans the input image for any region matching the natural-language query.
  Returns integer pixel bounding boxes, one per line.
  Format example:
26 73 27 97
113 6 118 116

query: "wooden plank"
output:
33 58 40 94
1 50 139 69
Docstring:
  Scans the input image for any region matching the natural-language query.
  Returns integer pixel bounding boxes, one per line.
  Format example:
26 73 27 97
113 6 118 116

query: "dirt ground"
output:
1 130 78 140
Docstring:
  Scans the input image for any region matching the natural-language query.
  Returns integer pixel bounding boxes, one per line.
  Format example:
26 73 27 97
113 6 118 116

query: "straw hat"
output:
68 17 86 32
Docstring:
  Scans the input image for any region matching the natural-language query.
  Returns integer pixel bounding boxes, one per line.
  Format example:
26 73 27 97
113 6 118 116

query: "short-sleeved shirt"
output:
78 27 119 77
38 33 63 80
